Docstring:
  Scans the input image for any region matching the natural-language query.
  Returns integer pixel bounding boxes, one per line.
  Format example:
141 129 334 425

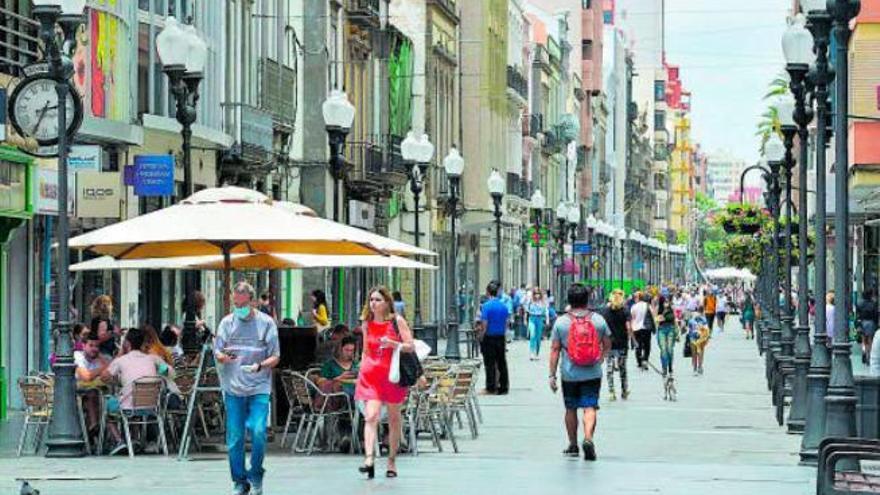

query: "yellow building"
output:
669 113 693 235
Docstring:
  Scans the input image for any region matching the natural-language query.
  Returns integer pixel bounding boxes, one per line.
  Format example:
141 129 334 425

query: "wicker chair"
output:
17 376 53 456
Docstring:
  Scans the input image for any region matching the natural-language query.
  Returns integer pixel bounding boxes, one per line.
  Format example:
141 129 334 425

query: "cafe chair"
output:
285 371 355 455
17 376 53 456
117 377 169 458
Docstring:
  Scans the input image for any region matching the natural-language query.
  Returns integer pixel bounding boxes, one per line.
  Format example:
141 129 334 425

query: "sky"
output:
661 0 790 165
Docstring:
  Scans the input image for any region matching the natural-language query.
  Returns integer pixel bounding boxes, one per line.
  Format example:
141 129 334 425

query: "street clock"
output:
8 73 83 147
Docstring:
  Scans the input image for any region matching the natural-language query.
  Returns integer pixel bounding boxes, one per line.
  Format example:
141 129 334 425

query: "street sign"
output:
134 154 175 196
573 242 592 255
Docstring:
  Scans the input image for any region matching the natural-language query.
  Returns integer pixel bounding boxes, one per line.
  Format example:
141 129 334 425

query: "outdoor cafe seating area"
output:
16 325 487 459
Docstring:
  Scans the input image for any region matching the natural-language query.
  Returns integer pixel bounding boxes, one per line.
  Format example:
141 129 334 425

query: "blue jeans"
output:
528 315 545 355
224 393 270 488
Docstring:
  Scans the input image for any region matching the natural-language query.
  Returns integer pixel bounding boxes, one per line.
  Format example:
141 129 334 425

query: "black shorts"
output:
561 378 601 410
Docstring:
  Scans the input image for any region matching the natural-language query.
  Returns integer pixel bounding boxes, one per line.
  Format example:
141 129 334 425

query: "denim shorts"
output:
861 320 877 338
561 378 601 410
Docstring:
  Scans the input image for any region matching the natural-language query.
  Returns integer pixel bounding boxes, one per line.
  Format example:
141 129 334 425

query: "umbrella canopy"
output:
70 253 438 272
704 267 756 281
68 187 435 259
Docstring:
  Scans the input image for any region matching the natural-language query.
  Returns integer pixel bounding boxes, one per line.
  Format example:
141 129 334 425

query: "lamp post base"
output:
444 321 461 360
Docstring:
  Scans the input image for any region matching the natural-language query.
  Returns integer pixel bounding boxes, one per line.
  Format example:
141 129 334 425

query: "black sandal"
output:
386 457 398 478
358 455 375 479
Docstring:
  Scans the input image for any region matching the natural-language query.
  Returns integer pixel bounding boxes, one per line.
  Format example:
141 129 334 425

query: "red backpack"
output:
567 312 602 366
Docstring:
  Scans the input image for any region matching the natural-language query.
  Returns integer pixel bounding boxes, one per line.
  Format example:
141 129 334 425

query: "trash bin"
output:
413 324 438 356
856 375 880 439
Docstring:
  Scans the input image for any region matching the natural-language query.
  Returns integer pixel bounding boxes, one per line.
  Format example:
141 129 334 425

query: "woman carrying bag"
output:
354 286 416 479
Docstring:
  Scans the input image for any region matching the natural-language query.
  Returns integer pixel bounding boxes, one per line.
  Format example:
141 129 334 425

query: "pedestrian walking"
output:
478 281 511 395
526 289 550 360
630 292 653 370
703 289 717 332
857 289 878 365
392 290 407 319
355 286 415 479
601 289 632 401
715 291 728 333
549 283 611 461
213 282 280 495
687 312 710 375
656 296 678 377
311 289 331 333
741 291 756 339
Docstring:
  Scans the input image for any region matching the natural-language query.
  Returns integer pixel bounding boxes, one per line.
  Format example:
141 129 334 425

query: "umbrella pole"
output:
223 247 232 314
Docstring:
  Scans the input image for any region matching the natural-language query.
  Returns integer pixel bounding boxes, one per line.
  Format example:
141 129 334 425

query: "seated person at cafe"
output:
74 332 111 436
160 324 187 369
101 327 176 455
318 336 360 399
315 324 351 363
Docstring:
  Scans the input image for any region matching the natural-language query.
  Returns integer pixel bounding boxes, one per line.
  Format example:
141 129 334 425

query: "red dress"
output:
354 320 408 404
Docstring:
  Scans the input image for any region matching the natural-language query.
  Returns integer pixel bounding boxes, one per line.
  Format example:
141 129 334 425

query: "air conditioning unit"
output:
349 200 376 230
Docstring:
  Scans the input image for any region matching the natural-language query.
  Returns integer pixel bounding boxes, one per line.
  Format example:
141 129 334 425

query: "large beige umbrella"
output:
69 187 434 259
68 187 435 310
69 253 438 271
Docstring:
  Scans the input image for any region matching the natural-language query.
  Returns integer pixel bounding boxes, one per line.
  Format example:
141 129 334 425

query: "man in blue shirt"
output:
479 281 511 394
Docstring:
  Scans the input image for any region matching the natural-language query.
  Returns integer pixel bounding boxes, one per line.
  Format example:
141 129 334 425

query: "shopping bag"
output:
414 339 432 361
388 345 401 383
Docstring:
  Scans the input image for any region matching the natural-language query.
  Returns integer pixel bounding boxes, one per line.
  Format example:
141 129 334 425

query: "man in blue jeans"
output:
214 282 280 495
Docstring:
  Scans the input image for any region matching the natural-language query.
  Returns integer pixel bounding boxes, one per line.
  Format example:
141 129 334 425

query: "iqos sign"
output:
76 171 121 218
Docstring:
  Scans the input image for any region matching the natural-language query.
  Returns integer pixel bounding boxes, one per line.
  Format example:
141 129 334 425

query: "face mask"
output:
233 306 251 320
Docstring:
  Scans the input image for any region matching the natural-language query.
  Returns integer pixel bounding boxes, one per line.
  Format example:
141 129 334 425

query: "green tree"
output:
755 74 789 155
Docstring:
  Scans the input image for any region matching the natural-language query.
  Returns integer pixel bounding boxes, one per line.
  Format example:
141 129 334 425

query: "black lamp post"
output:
567 204 580 286
765 135 786 396
555 202 569 295
825 0 860 447
322 90 355 323
489 170 505 283
402 131 435 325
800 0 835 463
616 228 625 290
443 147 464 360
531 190 546 289
157 17 208 353
782 14 816 434
586 215 597 298
35 0 86 458
779 104 797 364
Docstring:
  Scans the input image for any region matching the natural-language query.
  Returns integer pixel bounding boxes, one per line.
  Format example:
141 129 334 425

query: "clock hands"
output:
32 100 51 135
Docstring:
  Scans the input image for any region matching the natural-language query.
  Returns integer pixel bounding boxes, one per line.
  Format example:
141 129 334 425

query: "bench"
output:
818 437 880 494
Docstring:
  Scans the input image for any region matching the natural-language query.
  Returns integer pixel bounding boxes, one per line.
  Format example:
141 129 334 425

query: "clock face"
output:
9 75 83 146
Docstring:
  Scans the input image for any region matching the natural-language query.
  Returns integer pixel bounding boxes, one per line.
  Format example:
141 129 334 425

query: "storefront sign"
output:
36 166 73 215
68 145 103 172
134 154 175 196
76 171 121 218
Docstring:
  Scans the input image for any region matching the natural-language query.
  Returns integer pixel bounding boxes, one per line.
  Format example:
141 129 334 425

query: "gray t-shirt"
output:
550 310 610 382
214 310 280 397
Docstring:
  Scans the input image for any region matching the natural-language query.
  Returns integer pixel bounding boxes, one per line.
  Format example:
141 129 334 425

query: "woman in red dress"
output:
355 286 414 479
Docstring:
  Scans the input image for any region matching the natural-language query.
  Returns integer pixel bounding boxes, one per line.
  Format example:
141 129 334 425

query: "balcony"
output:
427 0 458 21
0 7 39 77
522 113 543 138
506 65 528 102
345 0 380 27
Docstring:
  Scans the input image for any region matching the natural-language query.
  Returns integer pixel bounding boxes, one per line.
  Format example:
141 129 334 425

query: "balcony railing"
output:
345 0 380 26
0 7 40 77
506 65 528 101
427 0 458 20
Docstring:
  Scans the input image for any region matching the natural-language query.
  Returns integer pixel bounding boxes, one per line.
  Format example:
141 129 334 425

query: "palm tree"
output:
755 74 789 154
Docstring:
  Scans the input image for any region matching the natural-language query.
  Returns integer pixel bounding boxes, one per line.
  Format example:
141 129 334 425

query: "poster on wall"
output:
36 166 74 215
71 0 131 124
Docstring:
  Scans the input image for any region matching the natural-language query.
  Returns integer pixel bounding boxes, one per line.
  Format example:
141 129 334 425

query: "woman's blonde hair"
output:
360 286 397 322
90 295 113 320
609 289 626 310
826 291 835 304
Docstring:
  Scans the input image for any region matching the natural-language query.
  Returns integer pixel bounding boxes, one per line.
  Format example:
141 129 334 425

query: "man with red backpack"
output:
549 283 611 461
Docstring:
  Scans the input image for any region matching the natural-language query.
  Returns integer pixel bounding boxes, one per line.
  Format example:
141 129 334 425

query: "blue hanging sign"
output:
573 242 592 255
134 154 175 196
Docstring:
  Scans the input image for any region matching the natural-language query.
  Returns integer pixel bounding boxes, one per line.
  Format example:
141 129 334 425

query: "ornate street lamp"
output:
157 17 209 353
322 89 355 323
800 0 836 464
585 214 597 297
555 201 569 294
778 93 797 362
567 203 580 284
443 147 464 360
530 189 546 288
33 0 87 458
783 13 816 435
402 131 435 325
488 169 506 283
765 133 786 422
825 0 861 450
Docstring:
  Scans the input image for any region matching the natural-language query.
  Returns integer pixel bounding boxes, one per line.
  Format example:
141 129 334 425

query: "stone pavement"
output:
0 320 817 495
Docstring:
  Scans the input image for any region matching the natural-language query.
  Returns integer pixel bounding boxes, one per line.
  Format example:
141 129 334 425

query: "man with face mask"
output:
214 281 280 495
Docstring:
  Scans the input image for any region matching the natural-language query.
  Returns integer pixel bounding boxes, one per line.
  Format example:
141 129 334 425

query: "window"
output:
654 80 666 102
138 23 150 115
582 0 591 8
654 111 666 131
581 39 593 60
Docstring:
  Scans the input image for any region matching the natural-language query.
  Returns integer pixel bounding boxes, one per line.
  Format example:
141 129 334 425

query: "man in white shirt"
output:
630 294 650 370
74 335 110 436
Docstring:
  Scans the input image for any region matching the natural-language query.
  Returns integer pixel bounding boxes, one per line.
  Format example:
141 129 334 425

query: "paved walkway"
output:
0 320 816 494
